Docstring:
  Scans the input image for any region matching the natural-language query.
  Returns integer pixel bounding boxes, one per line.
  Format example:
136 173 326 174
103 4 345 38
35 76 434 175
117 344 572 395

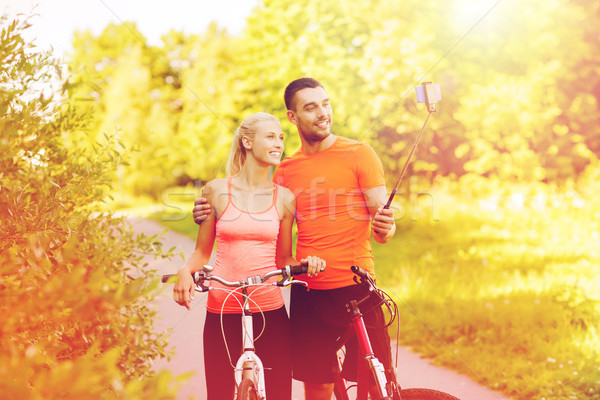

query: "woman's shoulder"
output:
202 178 228 199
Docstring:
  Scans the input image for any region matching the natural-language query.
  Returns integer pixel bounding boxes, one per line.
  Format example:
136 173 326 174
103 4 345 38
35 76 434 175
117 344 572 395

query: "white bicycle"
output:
162 264 308 400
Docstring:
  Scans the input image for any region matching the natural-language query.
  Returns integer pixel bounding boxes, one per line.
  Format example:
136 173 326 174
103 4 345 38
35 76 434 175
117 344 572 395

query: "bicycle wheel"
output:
397 388 461 400
236 378 259 400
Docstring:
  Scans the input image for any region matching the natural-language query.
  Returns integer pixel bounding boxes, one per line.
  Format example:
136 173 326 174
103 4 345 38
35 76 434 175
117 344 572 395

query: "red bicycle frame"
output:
334 298 391 400
331 266 462 400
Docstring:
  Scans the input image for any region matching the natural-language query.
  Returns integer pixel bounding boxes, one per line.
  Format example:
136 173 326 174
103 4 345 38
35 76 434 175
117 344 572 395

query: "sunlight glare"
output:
452 0 500 31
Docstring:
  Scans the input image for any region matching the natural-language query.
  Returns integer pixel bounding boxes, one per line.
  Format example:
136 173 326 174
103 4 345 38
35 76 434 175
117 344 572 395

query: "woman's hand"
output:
173 268 195 310
300 256 326 278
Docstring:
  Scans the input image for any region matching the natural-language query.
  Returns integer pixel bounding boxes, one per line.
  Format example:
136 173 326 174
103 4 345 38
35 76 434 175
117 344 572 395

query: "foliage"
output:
66 22 240 198
0 17 179 398
60 0 600 199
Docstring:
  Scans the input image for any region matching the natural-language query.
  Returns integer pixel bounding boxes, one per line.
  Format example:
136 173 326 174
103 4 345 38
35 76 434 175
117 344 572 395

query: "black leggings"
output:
203 307 291 399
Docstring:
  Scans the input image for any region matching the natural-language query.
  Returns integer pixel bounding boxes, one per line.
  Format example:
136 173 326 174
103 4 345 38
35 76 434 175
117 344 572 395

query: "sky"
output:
1 0 259 56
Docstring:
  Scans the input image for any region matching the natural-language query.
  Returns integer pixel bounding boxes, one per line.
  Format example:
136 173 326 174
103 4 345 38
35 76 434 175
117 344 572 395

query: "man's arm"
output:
363 185 396 244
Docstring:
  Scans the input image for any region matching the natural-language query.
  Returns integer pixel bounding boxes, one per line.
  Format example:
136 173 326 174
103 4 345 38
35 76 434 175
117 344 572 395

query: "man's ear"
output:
241 135 252 150
287 109 297 126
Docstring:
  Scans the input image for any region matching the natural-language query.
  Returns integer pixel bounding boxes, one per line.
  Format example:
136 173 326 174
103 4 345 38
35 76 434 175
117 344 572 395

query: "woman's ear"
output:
241 135 252 150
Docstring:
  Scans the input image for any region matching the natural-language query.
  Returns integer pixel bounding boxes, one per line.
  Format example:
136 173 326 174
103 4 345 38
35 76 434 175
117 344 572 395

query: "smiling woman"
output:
172 111 326 398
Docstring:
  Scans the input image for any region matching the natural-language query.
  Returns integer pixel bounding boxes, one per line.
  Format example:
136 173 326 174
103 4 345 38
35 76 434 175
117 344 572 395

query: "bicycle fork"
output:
355 316 390 399
234 309 267 399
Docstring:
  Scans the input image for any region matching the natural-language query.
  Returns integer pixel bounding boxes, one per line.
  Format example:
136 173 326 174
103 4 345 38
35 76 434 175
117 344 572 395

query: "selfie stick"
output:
384 82 440 209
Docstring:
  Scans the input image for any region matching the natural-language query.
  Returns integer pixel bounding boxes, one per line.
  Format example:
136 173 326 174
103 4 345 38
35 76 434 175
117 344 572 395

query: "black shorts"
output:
203 307 291 399
290 283 393 384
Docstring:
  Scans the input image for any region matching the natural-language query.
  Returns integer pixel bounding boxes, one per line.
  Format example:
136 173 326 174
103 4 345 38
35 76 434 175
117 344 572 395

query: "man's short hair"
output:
284 77 325 110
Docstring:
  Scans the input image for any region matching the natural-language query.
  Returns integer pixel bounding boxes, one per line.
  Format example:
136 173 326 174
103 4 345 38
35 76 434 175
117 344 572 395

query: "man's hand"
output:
193 197 211 224
372 206 396 243
301 256 326 278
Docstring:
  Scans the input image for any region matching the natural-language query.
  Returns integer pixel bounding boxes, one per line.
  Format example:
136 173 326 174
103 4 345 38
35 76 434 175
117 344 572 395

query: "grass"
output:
147 181 600 400
374 181 600 400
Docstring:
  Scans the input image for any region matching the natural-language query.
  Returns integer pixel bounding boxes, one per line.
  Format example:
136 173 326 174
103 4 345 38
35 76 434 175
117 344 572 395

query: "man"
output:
194 78 396 399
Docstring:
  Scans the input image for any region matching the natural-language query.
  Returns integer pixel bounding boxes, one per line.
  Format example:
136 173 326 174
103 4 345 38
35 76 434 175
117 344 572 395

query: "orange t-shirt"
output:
272 136 385 289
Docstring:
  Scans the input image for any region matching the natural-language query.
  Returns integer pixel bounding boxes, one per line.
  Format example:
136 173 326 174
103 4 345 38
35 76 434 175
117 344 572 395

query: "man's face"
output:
287 86 333 144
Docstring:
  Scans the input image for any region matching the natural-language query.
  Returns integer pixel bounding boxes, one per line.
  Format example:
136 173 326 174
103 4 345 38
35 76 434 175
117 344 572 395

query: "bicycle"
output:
332 265 460 400
162 264 309 400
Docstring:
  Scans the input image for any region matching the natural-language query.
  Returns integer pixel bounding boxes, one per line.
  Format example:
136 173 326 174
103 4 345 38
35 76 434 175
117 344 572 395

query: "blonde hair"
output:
226 112 280 176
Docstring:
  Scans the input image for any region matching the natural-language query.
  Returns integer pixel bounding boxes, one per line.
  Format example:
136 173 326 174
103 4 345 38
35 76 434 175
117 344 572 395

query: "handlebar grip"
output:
161 274 176 283
289 265 309 275
351 265 370 279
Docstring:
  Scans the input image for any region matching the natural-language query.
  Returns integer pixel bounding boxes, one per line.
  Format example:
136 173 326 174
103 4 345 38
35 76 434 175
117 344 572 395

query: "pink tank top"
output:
206 178 284 314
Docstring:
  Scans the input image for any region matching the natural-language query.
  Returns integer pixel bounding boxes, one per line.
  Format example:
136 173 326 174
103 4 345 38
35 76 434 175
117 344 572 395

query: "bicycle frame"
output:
332 267 463 400
234 286 267 399
163 264 308 400
334 297 390 400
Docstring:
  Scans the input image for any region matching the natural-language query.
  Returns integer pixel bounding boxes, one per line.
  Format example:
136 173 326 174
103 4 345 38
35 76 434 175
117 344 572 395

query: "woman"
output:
173 112 325 399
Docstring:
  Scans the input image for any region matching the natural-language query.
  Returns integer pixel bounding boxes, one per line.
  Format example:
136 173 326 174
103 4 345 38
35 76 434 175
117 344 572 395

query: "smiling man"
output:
272 77 396 399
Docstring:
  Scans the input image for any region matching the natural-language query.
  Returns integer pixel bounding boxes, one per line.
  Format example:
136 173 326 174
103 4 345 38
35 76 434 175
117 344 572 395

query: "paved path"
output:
130 217 511 400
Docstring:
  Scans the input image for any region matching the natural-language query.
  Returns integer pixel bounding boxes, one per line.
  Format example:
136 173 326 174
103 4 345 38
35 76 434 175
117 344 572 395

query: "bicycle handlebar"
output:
161 264 309 291
350 265 397 323
351 265 370 280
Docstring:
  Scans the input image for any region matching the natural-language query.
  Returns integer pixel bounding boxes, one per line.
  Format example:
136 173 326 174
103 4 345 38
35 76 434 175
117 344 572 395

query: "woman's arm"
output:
275 187 297 269
173 182 218 309
275 187 325 277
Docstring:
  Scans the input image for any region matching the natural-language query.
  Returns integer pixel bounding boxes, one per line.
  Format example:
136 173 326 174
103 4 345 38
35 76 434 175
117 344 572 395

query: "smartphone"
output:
415 82 441 104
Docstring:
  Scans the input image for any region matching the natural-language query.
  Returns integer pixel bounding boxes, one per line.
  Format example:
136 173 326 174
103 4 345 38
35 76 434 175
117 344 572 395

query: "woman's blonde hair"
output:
226 112 280 176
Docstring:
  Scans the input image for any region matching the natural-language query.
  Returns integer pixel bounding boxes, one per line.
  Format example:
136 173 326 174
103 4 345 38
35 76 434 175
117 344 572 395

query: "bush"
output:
0 17 178 398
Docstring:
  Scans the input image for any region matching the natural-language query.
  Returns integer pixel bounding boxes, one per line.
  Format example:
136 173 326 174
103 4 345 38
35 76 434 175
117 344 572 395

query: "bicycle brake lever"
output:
278 277 308 288
277 277 289 287
354 274 375 293
193 271 210 292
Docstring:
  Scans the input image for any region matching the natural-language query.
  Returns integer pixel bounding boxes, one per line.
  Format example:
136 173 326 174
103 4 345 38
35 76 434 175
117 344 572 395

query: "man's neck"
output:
301 134 337 155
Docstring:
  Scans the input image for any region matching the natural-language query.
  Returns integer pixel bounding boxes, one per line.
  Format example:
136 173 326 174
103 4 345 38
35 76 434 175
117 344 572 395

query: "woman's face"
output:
247 119 284 166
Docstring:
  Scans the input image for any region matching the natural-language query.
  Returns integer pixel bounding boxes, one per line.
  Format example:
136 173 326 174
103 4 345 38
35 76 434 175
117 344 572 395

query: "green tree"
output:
0 17 177 398
239 0 383 154
171 23 240 184
358 0 460 182
68 22 241 197
544 0 600 180
62 0 600 197
68 22 177 197
361 0 599 183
